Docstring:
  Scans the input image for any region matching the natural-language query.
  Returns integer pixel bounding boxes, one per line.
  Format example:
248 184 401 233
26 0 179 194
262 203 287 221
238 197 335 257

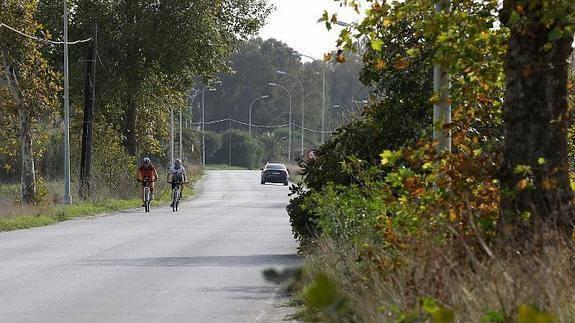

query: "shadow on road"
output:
78 254 301 268
198 285 283 301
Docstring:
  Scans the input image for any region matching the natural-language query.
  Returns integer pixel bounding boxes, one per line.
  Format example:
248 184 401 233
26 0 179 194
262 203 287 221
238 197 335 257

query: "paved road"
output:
0 171 299 322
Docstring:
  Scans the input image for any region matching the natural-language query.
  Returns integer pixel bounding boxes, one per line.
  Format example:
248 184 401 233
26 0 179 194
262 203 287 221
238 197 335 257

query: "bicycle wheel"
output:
145 188 150 213
172 189 178 212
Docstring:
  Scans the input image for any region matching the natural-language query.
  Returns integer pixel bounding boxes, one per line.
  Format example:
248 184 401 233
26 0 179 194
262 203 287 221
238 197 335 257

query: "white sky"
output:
258 0 363 59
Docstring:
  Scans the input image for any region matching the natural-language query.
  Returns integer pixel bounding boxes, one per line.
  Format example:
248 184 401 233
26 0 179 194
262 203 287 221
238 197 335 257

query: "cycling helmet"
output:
143 157 151 164
174 158 182 169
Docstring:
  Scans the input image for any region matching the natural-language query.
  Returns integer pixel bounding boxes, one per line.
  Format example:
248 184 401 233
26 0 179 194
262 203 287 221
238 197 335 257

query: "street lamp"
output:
268 82 292 161
293 52 327 144
63 0 71 204
201 82 220 167
249 95 269 138
277 70 304 157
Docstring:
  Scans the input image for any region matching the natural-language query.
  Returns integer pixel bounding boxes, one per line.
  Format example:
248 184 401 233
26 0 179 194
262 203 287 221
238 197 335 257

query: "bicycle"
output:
139 178 154 213
169 181 183 212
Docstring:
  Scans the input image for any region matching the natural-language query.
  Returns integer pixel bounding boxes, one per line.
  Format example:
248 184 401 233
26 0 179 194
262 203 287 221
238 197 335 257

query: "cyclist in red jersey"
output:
137 157 158 205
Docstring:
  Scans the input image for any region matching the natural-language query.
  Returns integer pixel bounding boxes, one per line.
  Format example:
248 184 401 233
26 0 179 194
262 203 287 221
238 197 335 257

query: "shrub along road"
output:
0 170 299 322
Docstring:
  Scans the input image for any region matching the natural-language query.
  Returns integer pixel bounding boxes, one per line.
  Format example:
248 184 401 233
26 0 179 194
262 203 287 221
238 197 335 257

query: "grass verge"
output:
0 168 204 233
0 199 140 232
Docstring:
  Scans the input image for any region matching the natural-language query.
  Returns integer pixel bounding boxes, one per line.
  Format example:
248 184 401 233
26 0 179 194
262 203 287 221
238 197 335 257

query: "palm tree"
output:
258 132 287 163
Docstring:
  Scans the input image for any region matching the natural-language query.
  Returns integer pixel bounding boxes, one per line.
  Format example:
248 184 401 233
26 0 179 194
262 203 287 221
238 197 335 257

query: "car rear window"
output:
266 164 286 170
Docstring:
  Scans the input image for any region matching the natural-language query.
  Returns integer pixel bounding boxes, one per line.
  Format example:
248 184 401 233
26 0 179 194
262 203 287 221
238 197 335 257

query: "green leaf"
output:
481 311 505 322
537 158 546 165
513 165 532 176
371 39 384 51
380 150 401 166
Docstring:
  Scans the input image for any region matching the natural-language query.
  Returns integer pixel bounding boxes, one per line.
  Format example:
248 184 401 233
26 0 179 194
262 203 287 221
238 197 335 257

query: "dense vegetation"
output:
1 0 271 204
287 0 575 321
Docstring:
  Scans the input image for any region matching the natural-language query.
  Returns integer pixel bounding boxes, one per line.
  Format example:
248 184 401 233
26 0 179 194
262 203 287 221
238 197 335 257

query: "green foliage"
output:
481 311 505 323
211 129 263 168
286 188 319 247
204 131 223 161
0 198 140 232
258 131 287 163
305 182 386 242
517 305 555 323
36 0 272 156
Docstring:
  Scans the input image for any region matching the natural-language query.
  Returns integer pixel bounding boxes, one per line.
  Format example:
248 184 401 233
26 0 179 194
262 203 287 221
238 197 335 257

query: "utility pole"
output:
228 114 232 167
433 0 451 153
63 0 72 205
79 24 97 199
179 107 183 161
170 106 174 166
321 67 326 144
201 89 206 167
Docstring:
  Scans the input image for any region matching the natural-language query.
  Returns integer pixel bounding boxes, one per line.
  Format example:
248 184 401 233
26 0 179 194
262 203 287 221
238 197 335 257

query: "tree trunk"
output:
1 49 36 204
499 0 575 235
80 25 97 199
18 106 36 204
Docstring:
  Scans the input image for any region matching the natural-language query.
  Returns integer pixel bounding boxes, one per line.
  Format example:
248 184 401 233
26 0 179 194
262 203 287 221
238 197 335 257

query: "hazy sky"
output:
258 0 362 60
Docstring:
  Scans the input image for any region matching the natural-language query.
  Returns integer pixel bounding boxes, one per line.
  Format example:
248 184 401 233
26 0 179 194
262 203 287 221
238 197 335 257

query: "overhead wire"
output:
0 22 92 45
192 117 332 132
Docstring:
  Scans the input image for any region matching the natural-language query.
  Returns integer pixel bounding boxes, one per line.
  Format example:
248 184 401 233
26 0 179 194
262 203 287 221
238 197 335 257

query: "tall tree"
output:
0 0 60 204
38 0 272 156
499 0 575 232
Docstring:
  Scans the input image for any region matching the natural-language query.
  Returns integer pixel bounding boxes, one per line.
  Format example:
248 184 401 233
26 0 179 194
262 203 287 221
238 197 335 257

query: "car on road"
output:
261 163 289 186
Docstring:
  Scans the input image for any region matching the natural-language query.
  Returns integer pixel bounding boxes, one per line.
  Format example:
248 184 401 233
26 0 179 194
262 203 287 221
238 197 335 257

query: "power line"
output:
192 118 335 133
0 22 92 45
292 123 335 134
231 119 289 129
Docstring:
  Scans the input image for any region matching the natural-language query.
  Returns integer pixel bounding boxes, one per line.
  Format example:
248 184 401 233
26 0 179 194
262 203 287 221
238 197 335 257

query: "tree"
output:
202 38 370 150
259 131 287 163
0 1 60 204
37 0 272 156
499 0 575 232
212 129 263 168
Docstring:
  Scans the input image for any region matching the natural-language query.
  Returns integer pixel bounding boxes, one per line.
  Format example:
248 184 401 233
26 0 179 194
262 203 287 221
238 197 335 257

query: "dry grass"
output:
0 164 204 231
301 233 575 322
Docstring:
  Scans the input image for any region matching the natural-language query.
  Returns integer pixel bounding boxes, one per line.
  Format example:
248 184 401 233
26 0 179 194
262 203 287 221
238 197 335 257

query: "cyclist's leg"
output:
150 181 155 200
170 184 177 207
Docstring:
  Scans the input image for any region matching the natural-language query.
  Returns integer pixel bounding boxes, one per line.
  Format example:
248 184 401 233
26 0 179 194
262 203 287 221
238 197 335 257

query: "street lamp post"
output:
170 106 174 166
63 0 71 204
268 82 292 161
293 53 327 144
249 95 269 138
201 84 218 167
179 107 183 161
277 70 305 157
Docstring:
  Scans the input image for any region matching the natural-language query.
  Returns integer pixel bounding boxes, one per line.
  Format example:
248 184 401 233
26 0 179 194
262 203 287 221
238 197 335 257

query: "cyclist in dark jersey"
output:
167 158 187 207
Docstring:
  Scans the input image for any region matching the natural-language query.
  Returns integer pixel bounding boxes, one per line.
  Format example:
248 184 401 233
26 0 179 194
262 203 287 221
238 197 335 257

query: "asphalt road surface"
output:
0 170 300 322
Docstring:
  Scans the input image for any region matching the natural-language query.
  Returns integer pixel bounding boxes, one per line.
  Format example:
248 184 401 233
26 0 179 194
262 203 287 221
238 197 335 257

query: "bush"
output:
204 130 223 162
212 129 263 168
286 187 319 248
